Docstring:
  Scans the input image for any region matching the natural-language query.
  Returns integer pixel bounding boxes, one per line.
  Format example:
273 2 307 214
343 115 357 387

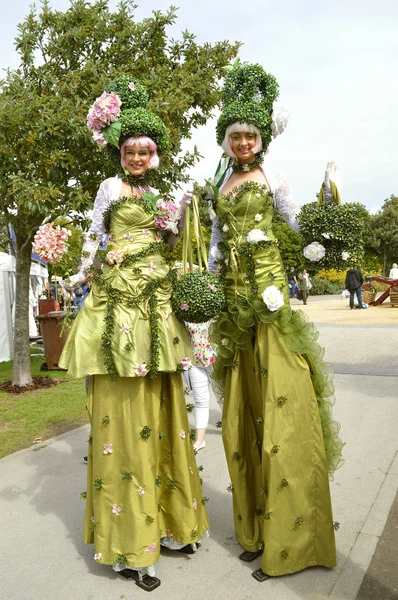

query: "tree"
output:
298 202 368 272
0 0 239 386
272 210 303 273
365 195 398 275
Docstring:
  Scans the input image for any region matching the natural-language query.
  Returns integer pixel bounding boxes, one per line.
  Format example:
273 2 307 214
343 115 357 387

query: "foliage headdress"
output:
216 61 288 155
87 75 169 154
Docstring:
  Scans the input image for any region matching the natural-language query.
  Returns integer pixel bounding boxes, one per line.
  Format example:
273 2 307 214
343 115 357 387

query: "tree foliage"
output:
272 210 303 272
0 0 240 385
364 195 398 275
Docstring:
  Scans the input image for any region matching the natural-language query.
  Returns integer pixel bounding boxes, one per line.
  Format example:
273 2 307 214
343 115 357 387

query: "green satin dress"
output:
59 193 209 569
210 181 344 577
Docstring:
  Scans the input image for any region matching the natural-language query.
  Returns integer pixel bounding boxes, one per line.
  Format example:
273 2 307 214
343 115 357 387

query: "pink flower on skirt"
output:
120 322 131 334
135 363 148 377
192 499 197 510
112 504 122 516
138 486 145 496
103 443 113 454
146 543 157 554
180 430 186 439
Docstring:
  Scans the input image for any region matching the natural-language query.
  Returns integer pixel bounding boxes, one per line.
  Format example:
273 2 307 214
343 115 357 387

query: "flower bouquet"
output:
171 196 225 323
32 222 71 264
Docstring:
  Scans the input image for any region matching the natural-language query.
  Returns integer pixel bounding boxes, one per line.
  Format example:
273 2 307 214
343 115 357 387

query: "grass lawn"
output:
0 352 88 459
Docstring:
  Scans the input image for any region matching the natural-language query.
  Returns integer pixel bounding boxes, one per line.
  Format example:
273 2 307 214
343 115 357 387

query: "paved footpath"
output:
0 296 397 600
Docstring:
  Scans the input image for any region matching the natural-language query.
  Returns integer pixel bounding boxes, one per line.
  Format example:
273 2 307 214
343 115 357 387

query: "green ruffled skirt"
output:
211 301 344 576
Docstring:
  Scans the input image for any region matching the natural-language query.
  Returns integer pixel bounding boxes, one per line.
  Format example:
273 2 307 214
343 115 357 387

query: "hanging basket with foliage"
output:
171 196 225 323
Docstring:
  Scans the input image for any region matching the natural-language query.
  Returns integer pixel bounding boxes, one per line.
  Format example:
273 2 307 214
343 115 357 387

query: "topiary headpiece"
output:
87 75 169 154
216 61 288 154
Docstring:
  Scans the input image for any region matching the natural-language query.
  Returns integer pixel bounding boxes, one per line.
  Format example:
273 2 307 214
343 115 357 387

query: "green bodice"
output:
60 195 193 380
215 181 288 305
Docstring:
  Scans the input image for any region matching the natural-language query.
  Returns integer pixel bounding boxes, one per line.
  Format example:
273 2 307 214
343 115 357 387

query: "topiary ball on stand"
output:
171 270 225 323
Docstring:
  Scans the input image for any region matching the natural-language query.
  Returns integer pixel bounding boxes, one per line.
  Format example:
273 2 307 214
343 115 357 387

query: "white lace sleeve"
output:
271 169 300 233
79 181 110 273
208 217 223 274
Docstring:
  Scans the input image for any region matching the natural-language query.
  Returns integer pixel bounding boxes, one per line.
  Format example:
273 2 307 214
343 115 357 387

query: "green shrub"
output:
310 278 342 295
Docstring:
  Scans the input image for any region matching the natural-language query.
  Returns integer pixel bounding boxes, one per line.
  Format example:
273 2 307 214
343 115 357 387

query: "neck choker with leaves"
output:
232 155 264 173
120 170 150 190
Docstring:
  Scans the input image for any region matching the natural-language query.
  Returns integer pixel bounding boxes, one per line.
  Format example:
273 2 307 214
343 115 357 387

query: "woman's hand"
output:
324 161 341 193
167 190 194 247
64 272 87 289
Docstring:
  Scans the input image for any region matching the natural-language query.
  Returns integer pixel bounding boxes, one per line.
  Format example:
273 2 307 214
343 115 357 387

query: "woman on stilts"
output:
60 76 209 591
207 62 344 582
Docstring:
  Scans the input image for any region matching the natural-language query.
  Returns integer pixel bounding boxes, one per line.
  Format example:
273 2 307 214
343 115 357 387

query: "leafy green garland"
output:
218 180 271 206
103 194 158 233
120 241 163 269
93 268 170 380
213 181 279 298
148 295 160 378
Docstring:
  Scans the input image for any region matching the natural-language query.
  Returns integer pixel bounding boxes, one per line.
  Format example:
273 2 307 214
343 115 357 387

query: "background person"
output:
288 266 298 298
389 263 398 279
297 270 309 305
345 266 367 309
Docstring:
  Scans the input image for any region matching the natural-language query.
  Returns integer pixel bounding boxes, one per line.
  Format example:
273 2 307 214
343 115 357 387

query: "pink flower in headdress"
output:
87 92 121 134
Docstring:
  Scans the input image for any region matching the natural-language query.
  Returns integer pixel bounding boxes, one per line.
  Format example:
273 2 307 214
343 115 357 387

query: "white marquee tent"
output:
0 252 48 363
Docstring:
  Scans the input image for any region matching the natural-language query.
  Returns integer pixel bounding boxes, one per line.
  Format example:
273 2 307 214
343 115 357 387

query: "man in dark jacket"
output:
345 268 367 309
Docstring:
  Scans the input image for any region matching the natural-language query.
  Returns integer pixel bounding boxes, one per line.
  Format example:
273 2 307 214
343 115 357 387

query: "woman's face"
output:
124 144 151 176
230 131 257 163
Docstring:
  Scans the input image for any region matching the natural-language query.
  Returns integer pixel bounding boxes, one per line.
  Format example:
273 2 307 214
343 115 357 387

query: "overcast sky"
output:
1 0 397 212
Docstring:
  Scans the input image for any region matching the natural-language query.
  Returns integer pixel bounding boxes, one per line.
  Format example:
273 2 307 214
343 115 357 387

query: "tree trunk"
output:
12 238 33 386
383 250 387 277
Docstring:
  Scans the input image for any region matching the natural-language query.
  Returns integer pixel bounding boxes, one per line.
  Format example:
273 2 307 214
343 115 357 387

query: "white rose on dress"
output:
254 214 263 222
261 285 284 312
341 251 350 261
303 241 326 262
246 229 269 244
271 103 289 138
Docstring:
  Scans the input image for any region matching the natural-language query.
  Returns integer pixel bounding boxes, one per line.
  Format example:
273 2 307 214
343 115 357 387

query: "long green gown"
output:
59 191 209 569
210 180 344 577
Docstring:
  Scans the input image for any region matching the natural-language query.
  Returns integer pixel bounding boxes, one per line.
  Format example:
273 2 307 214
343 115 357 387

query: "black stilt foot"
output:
239 550 262 562
178 543 197 554
252 568 270 582
119 569 161 592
